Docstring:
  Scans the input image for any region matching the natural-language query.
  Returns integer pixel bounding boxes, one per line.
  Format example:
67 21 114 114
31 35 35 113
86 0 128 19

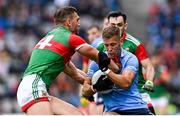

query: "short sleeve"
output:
87 61 99 78
69 34 86 51
124 55 139 74
135 44 148 61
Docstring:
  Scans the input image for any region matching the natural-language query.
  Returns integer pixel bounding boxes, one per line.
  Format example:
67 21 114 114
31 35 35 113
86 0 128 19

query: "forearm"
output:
145 64 155 82
77 69 88 77
63 62 85 84
73 73 85 84
78 44 98 62
141 59 155 82
107 70 133 89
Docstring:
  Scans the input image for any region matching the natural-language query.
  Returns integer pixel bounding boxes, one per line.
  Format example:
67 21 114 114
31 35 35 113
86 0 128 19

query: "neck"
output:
56 23 69 30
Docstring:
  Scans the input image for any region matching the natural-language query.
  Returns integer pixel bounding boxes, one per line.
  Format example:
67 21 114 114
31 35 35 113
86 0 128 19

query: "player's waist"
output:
104 101 147 112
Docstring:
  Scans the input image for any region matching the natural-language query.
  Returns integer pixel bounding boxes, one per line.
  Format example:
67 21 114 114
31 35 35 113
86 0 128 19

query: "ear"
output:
65 18 71 27
124 22 128 30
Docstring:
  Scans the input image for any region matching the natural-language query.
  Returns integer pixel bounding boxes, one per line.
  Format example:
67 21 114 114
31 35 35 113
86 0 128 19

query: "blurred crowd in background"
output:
0 0 179 114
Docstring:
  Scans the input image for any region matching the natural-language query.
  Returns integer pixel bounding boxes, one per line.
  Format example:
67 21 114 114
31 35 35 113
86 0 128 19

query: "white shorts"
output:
17 74 50 112
141 93 154 107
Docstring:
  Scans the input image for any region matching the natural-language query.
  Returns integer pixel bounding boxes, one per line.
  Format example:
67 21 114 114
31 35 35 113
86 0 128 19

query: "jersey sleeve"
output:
87 61 99 78
135 44 148 61
124 55 139 74
69 34 87 51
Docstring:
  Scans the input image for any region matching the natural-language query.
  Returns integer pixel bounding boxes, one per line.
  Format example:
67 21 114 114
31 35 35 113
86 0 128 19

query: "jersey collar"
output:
120 48 125 58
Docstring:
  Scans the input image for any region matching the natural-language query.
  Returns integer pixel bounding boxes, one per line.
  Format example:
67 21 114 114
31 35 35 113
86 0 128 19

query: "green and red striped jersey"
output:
24 26 86 88
97 32 148 92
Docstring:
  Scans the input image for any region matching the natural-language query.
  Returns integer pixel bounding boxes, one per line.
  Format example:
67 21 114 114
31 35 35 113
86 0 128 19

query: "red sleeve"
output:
69 34 86 50
135 44 149 61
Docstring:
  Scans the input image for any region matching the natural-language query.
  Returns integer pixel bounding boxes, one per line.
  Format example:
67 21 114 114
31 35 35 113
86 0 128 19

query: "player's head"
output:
107 11 127 37
102 26 121 59
54 6 80 34
87 25 101 43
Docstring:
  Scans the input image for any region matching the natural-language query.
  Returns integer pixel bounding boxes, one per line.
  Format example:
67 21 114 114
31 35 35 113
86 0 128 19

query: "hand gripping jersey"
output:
24 26 86 89
97 32 148 92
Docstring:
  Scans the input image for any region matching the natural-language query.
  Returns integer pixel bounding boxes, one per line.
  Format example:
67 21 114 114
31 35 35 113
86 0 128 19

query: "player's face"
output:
69 12 80 34
103 36 121 59
87 27 100 43
108 16 127 37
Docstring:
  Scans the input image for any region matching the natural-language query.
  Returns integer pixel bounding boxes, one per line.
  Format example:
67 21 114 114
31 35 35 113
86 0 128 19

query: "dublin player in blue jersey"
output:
82 26 152 115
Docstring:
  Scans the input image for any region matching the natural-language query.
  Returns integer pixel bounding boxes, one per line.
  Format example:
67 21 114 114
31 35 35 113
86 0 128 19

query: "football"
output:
91 70 114 94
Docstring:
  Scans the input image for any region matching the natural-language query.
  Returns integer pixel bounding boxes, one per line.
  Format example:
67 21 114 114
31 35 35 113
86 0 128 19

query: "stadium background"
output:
0 0 179 114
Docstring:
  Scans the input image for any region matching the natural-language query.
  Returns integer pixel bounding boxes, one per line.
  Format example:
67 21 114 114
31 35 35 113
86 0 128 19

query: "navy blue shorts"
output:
113 108 153 115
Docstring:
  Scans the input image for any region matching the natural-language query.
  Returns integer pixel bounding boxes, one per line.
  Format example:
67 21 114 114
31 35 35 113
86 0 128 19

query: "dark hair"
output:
54 6 78 24
107 11 127 23
102 26 120 39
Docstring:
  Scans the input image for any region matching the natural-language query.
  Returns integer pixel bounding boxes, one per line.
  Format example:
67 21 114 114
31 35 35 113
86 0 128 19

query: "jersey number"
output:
35 35 54 49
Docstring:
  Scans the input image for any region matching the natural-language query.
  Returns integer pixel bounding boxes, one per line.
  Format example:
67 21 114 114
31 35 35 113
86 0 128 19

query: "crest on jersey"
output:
125 47 129 51
41 90 47 97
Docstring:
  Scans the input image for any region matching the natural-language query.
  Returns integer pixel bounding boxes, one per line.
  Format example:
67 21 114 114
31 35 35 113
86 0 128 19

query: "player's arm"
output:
135 44 155 82
81 61 98 97
105 56 138 89
82 78 95 97
136 44 155 91
107 69 135 89
141 58 155 82
63 61 85 84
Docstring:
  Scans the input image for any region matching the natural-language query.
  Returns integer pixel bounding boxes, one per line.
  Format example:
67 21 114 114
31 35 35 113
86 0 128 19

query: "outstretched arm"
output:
141 58 155 82
63 61 85 84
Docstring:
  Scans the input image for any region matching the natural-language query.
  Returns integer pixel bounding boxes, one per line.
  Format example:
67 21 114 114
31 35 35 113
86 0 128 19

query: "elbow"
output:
120 81 131 90
123 83 131 90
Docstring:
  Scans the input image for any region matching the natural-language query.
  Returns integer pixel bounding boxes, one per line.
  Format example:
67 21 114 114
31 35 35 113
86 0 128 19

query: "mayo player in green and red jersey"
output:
96 11 155 114
17 6 119 115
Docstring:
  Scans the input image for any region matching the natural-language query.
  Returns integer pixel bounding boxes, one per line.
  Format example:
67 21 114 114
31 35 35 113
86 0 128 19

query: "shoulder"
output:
122 49 138 63
125 33 142 46
122 49 139 72
69 34 86 50
69 34 83 40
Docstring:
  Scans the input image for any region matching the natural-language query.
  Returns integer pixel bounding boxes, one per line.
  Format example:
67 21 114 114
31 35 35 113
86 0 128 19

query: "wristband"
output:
104 69 111 75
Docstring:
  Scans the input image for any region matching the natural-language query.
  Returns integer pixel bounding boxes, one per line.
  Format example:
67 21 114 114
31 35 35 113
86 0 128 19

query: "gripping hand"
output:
142 80 154 92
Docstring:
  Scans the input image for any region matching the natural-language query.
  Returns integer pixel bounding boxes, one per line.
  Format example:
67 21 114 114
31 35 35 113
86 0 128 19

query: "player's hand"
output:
82 82 95 97
98 52 110 72
142 80 154 92
92 75 114 92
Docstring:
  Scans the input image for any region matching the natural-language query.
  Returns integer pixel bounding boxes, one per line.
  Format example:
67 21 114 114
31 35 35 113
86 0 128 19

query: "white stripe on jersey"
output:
126 34 140 46
75 43 89 51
